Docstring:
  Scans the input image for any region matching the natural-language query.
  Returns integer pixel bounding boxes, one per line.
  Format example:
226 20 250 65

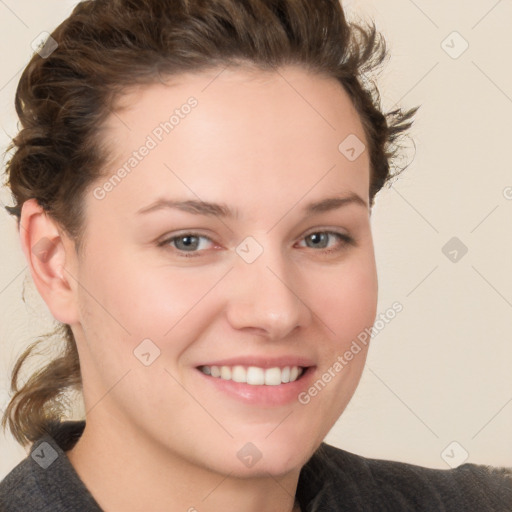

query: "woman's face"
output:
69 65 378 476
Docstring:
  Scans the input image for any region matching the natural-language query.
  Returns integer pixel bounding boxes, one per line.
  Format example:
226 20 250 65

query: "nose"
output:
225 243 312 339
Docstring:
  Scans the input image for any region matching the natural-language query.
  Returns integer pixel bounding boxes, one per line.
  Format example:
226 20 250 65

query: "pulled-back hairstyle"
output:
1 0 417 447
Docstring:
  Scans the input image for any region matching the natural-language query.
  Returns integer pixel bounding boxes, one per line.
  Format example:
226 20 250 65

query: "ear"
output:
19 198 80 325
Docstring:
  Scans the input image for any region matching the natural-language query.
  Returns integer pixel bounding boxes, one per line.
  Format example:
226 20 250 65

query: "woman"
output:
0 0 511 510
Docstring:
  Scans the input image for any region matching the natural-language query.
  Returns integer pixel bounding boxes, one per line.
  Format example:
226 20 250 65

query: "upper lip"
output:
196 355 315 369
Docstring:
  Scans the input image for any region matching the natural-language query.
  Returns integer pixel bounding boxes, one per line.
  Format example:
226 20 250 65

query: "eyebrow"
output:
136 192 368 218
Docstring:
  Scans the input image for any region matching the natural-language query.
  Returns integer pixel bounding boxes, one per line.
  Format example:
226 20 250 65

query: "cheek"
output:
297 257 377 422
76 248 221 364
79 242 184 327
308 254 378 343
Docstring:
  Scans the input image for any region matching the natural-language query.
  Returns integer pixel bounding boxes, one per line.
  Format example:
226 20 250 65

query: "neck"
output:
66 415 302 512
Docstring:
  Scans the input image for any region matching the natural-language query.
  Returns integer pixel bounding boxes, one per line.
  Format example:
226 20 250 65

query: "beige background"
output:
1 0 511 479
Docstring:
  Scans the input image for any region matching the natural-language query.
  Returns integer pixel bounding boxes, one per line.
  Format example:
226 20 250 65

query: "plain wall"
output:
1 0 511 479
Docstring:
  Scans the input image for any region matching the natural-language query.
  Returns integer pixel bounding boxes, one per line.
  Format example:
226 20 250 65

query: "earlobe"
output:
19 198 80 325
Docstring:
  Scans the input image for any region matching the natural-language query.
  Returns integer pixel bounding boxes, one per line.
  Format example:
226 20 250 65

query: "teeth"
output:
264 367 281 385
247 366 265 385
220 366 232 380
200 365 304 385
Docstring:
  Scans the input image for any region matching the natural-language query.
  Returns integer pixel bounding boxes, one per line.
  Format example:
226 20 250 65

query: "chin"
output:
220 435 317 479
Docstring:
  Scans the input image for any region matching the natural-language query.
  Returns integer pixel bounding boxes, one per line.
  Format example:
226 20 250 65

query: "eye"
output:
158 233 214 257
296 231 355 254
158 230 355 258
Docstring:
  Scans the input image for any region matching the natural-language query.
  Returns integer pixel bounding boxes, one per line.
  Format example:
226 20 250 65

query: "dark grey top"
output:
1 420 511 511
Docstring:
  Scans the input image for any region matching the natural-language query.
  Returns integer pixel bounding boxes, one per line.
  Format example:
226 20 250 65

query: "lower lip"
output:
195 367 316 407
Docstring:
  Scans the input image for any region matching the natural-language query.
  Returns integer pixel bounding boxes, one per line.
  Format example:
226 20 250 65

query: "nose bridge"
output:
225 236 309 337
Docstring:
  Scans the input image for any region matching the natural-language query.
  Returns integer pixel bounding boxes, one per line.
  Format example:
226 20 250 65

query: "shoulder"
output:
0 421 101 512
298 442 512 511
0 454 49 512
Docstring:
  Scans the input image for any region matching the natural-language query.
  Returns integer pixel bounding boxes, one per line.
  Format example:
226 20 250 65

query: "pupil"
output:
310 233 326 247
179 236 197 250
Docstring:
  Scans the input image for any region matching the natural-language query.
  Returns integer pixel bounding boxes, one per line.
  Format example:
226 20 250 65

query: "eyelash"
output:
157 230 356 258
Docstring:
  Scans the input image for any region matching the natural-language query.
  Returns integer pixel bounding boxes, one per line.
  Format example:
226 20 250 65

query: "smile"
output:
199 365 305 386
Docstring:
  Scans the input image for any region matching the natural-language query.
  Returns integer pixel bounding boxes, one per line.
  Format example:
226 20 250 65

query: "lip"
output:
195 355 315 369
194 364 317 407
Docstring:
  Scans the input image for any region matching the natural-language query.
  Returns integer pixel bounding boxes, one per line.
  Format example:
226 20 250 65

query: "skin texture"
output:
20 65 379 512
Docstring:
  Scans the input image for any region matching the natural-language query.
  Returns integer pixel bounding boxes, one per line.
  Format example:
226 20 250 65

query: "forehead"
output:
91 65 370 219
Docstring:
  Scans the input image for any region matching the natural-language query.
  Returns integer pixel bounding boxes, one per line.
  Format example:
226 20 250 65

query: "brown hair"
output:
1 0 418 447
